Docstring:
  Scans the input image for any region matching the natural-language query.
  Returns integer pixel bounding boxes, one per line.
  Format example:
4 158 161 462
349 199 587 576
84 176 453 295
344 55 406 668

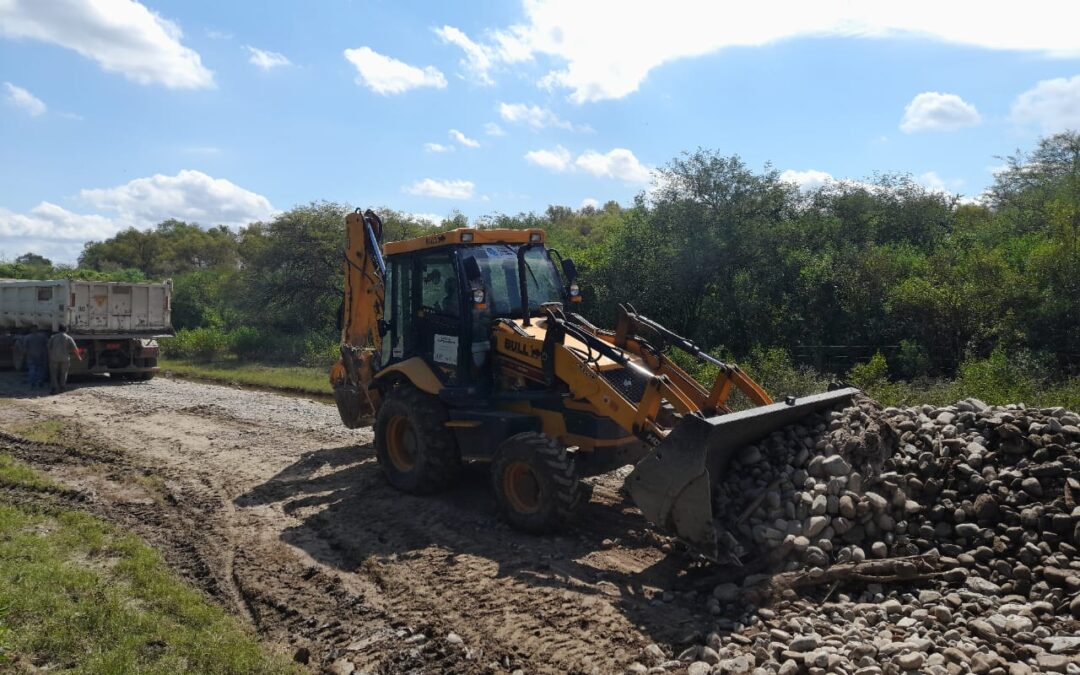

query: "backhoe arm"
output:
330 209 386 427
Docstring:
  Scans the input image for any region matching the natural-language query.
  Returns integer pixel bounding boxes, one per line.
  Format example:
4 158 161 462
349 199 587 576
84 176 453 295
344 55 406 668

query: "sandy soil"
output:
0 373 719 674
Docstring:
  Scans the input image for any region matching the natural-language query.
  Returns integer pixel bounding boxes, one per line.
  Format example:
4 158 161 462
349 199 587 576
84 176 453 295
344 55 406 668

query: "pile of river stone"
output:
631 396 1080 674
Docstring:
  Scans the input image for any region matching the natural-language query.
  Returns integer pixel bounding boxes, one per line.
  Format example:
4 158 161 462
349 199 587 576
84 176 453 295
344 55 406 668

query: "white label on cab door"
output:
433 334 458 365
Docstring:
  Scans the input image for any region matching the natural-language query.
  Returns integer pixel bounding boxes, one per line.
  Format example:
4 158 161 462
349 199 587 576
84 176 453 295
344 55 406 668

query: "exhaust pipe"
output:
625 387 860 558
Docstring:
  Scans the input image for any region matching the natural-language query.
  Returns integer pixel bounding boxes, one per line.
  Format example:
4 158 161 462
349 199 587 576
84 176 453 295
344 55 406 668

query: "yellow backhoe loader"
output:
331 209 857 558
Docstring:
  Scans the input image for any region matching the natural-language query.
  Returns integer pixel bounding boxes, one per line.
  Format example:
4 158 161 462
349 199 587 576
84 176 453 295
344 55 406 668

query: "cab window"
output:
420 252 459 316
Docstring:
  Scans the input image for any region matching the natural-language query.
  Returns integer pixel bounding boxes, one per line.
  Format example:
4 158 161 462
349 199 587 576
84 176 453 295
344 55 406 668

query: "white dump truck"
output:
0 279 173 380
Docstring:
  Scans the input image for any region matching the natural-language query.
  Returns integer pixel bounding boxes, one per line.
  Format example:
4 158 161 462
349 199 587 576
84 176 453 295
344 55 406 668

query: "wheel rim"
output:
385 415 417 471
503 461 542 514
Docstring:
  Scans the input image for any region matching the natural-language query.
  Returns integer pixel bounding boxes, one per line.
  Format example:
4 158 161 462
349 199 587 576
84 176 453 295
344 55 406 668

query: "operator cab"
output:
378 228 578 393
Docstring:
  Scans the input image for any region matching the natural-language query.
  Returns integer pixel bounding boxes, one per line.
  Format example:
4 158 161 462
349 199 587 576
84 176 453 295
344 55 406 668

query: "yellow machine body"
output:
331 210 857 557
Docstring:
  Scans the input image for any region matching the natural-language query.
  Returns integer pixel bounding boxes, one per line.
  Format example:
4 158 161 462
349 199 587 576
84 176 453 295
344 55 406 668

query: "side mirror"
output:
561 257 578 283
464 256 482 283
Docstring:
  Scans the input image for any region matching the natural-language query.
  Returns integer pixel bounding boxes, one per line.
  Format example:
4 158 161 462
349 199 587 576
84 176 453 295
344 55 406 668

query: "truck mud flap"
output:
625 387 860 558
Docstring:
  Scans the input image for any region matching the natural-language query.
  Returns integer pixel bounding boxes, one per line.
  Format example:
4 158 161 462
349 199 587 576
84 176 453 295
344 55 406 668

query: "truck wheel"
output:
374 384 461 494
138 372 155 381
491 432 581 533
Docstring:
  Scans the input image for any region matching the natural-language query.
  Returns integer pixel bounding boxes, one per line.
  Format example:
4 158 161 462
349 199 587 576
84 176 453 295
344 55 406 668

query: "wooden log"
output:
766 553 949 590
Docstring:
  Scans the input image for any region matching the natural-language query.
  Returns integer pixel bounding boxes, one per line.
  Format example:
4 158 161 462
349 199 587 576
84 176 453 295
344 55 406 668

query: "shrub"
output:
228 326 263 360
952 347 1047 405
161 327 229 362
895 340 932 379
742 346 831 398
848 352 890 390
301 337 340 369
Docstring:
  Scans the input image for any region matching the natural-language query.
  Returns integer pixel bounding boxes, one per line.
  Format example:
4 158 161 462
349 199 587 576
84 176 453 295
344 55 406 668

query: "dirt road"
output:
0 374 717 674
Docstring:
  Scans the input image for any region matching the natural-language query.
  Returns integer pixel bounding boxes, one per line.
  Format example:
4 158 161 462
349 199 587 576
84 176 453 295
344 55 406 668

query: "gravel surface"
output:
4 373 1079 674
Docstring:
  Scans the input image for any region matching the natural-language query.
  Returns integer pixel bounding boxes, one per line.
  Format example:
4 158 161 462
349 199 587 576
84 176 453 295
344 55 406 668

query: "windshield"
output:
461 245 564 316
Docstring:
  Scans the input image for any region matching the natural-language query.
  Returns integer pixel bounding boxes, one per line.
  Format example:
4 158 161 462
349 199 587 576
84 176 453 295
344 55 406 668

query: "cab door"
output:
416 251 464 381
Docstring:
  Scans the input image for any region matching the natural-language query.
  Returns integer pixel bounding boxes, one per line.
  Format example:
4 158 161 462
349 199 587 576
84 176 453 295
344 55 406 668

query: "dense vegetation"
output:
4 132 1078 405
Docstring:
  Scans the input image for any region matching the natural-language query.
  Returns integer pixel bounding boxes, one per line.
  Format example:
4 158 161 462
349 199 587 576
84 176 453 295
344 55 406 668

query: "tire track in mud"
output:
0 377 718 673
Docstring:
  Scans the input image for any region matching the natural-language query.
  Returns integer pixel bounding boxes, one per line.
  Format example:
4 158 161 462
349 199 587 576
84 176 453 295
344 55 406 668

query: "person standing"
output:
11 335 26 381
48 325 82 394
23 330 49 389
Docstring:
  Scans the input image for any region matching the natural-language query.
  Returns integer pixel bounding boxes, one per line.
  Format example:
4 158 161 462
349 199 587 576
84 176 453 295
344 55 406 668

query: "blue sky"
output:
2 0 1079 263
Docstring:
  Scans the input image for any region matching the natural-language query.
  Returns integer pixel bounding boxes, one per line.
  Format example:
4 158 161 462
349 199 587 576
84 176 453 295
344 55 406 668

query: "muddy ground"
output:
0 373 722 674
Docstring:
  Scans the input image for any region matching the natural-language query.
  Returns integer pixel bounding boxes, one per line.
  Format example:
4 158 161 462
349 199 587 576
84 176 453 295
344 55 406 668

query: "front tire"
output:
374 384 461 493
491 432 581 533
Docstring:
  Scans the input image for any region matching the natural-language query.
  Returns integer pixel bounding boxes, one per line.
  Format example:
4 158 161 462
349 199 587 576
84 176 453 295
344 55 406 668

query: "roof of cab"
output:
383 228 545 256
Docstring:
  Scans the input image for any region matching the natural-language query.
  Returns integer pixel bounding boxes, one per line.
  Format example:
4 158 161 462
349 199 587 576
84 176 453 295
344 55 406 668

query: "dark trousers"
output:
50 360 71 393
27 357 47 387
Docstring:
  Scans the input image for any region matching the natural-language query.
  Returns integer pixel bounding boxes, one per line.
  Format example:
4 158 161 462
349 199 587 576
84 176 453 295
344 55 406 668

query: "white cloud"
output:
484 122 506 136
79 169 276 227
245 45 291 70
403 212 443 225
917 171 964 193
780 167 972 199
498 102 573 131
900 92 981 132
449 129 480 148
3 82 46 116
575 149 652 183
434 25 494 85
425 142 454 153
405 178 475 200
0 202 118 242
0 0 213 89
0 170 275 263
1011 75 1080 133
581 197 599 209
525 146 652 184
524 146 573 172
343 46 447 95
779 169 836 191
445 2 1079 104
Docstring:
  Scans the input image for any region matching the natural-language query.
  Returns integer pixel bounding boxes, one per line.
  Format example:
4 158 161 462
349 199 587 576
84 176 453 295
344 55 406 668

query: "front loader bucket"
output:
625 387 859 559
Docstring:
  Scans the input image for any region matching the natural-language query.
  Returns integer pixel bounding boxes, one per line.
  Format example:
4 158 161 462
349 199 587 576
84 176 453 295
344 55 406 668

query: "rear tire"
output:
138 372 155 381
491 432 581 533
374 384 461 493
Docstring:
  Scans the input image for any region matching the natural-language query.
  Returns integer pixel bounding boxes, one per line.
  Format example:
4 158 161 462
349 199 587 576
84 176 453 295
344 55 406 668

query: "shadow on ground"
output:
236 442 724 650
0 371 144 399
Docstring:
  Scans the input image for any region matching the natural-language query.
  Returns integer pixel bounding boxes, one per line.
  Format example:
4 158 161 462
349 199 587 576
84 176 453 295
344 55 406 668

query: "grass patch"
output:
0 453 56 491
133 473 169 505
160 358 331 396
0 457 299 674
11 419 67 444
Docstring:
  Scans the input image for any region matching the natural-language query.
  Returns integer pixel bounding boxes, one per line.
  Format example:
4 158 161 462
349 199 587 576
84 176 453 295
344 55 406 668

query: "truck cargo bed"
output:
0 279 173 335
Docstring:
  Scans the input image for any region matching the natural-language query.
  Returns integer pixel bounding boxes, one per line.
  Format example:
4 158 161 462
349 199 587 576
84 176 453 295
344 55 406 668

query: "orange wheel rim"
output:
503 461 542 514
386 416 416 471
